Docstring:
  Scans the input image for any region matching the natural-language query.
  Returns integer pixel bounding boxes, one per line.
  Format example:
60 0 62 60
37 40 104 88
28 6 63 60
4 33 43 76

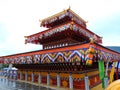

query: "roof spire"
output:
69 5 71 10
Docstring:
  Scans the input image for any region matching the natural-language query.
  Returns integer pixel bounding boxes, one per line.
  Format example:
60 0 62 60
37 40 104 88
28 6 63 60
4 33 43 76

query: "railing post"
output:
38 73 42 84
20 71 22 80
69 73 73 89
31 71 34 82
25 71 28 81
84 75 90 90
57 73 60 87
47 73 50 85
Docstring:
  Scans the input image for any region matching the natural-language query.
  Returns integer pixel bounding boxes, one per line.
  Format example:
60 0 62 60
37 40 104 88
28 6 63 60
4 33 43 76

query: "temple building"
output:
0 8 120 90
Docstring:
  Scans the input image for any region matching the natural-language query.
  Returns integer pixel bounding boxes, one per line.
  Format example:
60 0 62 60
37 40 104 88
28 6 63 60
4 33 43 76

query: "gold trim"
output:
60 73 69 77
72 73 85 78
40 9 67 22
69 9 86 23
50 73 57 76
87 71 99 76
40 8 86 24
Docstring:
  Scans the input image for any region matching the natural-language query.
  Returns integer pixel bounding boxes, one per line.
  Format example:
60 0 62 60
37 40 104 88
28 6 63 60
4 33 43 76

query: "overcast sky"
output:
0 0 120 56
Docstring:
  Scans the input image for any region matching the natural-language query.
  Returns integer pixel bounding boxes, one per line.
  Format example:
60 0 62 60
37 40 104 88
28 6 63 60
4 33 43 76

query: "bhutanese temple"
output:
0 8 120 90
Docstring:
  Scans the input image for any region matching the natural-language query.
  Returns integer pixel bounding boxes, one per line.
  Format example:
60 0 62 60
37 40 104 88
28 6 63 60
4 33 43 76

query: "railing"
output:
13 62 98 73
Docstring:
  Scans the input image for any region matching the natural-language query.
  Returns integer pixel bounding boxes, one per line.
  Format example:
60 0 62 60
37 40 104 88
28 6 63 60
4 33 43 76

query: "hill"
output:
106 46 120 53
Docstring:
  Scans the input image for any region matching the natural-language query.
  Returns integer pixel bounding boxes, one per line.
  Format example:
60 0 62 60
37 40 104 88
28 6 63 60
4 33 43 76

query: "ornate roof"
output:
24 8 102 48
25 22 102 45
0 43 120 64
40 8 87 28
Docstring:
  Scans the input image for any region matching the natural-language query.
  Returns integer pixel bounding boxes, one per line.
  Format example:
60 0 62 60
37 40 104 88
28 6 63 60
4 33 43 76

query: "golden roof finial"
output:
39 19 41 22
86 21 88 23
69 5 71 10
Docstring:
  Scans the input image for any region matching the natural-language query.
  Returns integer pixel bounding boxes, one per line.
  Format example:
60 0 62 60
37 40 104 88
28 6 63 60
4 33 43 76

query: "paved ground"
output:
0 77 55 90
17 80 71 90
0 76 103 90
91 83 103 90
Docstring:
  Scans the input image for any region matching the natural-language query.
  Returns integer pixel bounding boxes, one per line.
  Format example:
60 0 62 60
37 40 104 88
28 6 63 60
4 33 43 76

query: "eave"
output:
0 43 120 64
25 21 102 45
40 8 86 28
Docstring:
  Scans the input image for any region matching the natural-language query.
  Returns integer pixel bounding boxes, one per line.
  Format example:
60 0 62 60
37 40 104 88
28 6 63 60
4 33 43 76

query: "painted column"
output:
57 73 60 87
7 71 9 79
47 73 50 85
20 71 22 80
104 77 108 89
38 73 42 84
9 70 12 79
104 60 110 88
84 76 90 90
69 73 73 89
25 71 28 81
31 71 34 82
13 70 17 80
6 64 13 78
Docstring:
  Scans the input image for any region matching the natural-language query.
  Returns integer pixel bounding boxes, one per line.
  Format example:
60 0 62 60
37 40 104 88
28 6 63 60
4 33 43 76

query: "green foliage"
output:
0 64 8 69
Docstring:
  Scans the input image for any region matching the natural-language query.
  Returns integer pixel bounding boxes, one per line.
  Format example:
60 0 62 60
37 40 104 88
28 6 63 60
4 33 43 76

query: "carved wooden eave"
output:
25 22 102 45
40 9 87 28
0 43 120 64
